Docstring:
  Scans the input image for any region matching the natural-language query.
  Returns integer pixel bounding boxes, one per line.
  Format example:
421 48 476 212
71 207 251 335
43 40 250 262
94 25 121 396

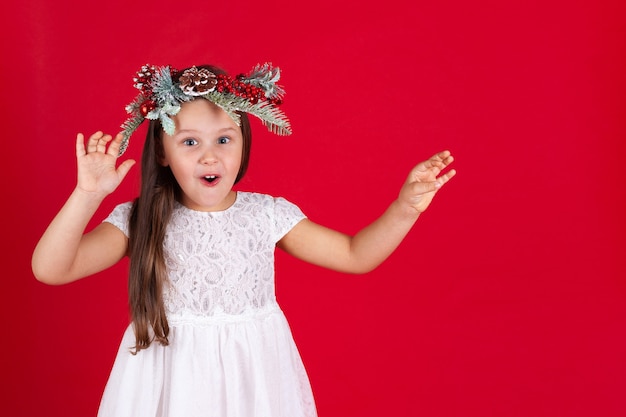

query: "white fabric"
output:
98 192 316 417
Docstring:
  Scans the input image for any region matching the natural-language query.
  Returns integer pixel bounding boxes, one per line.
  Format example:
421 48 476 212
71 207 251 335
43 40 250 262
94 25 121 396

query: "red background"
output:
2 0 625 416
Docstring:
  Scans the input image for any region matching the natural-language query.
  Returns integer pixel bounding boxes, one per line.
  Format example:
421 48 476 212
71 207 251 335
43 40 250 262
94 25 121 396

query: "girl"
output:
32 63 455 417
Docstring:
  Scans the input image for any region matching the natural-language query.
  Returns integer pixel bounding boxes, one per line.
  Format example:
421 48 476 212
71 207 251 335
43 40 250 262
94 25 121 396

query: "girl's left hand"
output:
398 150 456 214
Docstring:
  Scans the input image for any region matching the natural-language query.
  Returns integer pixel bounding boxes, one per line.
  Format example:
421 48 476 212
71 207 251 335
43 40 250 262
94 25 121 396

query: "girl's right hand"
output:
75 132 136 198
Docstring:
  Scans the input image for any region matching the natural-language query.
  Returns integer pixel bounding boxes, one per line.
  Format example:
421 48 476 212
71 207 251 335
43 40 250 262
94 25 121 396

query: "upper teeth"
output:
205 176 216 179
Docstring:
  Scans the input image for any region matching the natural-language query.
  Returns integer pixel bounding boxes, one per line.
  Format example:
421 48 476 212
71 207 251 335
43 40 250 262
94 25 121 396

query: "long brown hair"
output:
127 65 252 353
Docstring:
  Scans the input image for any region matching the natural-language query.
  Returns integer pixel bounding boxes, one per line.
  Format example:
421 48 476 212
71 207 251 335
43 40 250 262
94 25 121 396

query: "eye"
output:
183 138 198 146
217 136 230 145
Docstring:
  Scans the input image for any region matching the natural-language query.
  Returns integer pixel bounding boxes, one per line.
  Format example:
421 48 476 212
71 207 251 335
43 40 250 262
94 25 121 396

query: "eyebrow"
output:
216 127 239 134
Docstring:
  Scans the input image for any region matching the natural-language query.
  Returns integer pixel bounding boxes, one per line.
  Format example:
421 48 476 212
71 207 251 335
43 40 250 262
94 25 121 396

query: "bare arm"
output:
32 132 135 285
278 150 456 274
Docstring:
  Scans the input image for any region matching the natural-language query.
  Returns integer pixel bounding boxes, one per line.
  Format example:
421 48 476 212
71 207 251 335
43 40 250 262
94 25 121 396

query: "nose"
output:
200 146 217 165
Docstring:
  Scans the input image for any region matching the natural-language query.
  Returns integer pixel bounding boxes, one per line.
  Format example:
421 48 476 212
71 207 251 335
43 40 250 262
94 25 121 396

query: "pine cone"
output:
133 64 157 91
179 67 217 96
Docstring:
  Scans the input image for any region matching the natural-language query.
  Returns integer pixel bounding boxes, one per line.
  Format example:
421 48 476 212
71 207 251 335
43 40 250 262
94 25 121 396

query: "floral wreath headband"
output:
119 63 292 154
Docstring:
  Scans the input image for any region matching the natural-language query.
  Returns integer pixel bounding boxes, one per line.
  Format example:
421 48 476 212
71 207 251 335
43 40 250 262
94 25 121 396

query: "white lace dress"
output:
97 192 317 417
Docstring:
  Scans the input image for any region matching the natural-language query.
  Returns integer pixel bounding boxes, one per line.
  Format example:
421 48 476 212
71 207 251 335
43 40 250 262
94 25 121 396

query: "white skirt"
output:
97 305 317 417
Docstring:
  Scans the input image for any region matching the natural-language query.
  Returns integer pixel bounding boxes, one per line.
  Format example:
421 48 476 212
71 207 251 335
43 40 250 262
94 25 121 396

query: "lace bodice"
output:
104 192 306 317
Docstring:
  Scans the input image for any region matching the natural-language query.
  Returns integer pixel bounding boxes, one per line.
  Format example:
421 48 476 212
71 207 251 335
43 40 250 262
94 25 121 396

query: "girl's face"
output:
161 99 243 212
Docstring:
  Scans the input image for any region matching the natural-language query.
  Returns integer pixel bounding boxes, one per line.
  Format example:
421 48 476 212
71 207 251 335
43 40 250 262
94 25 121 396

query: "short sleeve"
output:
103 202 133 238
272 196 306 241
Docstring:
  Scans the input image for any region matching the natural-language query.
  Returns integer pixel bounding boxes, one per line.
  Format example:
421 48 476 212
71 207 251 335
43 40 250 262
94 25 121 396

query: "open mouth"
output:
203 175 220 184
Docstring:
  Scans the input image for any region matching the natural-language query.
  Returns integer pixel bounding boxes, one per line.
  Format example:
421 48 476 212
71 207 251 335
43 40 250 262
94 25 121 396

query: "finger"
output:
106 133 125 156
431 150 454 167
97 134 113 153
427 152 455 176
432 151 455 170
415 151 452 171
434 150 451 161
408 151 454 184
116 159 136 181
411 169 456 194
435 168 457 187
419 150 449 168
410 159 444 180
76 133 86 157
87 131 104 153
441 153 454 167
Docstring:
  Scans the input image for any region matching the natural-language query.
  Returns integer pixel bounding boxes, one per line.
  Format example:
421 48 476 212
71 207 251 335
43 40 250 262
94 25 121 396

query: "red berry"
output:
140 100 156 116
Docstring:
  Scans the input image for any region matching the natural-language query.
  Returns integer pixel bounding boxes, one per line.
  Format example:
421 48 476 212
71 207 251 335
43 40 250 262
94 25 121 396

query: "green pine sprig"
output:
203 91 292 136
244 63 285 99
119 113 143 155
151 66 190 107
